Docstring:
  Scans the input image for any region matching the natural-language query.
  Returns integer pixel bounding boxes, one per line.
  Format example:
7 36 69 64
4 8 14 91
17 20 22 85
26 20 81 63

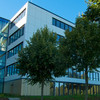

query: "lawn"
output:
0 94 100 100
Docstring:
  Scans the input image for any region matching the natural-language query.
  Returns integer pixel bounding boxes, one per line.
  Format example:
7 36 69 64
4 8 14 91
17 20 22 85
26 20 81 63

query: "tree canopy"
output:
85 0 100 21
17 26 66 100
59 17 100 100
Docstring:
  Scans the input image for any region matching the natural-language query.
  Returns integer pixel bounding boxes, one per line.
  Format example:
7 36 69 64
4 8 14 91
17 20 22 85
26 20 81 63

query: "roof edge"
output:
28 1 75 25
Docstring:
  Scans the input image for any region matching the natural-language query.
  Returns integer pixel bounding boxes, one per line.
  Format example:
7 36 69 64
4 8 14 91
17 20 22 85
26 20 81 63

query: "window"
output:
6 62 19 76
52 18 56 25
56 20 60 28
53 33 64 42
65 24 68 30
69 26 72 32
7 42 23 58
57 35 60 42
52 18 73 31
9 25 24 45
61 22 64 29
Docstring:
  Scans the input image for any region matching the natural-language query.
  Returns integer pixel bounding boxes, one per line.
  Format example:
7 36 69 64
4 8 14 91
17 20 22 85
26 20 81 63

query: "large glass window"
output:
50 81 100 96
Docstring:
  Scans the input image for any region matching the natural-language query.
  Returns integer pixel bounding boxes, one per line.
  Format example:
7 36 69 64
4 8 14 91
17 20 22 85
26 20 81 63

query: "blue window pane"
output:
18 44 22 51
69 26 72 32
52 18 56 25
56 20 60 28
61 22 65 29
57 35 60 41
65 24 69 30
22 26 24 35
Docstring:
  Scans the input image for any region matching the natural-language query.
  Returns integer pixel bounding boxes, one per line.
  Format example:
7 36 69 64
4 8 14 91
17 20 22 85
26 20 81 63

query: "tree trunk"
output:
41 82 44 100
85 67 88 100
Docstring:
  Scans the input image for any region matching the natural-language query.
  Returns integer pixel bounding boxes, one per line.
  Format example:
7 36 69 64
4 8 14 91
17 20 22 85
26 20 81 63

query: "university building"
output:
0 1 100 96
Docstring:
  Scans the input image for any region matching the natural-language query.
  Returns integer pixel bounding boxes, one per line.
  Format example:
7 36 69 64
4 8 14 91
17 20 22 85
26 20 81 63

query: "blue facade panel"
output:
0 17 9 93
0 17 9 31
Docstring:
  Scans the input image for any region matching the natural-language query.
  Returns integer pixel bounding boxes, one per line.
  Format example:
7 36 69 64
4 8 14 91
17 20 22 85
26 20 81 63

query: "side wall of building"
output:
4 79 22 95
21 79 50 96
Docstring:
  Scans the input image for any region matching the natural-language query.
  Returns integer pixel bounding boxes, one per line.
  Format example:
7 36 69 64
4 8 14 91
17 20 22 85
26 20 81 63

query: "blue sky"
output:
0 0 87 23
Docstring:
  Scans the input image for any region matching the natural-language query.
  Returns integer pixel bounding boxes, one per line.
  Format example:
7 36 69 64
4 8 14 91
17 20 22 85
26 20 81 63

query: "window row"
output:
7 42 23 58
9 25 24 45
6 63 19 76
52 18 73 31
50 82 100 96
66 68 99 81
9 9 26 29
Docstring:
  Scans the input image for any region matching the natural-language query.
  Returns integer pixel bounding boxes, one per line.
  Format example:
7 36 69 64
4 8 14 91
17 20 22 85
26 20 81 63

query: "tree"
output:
59 17 100 100
17 26 66 100
85 0 100 21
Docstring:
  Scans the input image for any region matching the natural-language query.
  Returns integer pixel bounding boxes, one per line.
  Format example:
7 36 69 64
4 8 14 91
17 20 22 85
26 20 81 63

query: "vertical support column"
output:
58 82 60 96
53 82 55 96
68 83 69 95
79 84 81 95
90 85 91 95
72 83 73 95
63 83 65 96
76 84 77 95
96 85 97 95
93 85 94 95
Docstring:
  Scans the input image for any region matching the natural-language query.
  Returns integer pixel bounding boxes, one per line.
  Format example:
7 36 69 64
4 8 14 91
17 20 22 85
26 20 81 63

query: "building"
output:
1 1 100 96
0 17 9 93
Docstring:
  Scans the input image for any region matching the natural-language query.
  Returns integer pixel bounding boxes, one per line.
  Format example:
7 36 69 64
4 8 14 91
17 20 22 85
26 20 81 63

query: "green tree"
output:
17 26 66 100
59 17 100 100
85 0 100 21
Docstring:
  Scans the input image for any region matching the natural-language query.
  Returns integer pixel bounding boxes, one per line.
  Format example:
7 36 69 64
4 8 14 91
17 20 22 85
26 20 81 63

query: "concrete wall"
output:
21 79 50 96
4 79 50 96
4 79 22 95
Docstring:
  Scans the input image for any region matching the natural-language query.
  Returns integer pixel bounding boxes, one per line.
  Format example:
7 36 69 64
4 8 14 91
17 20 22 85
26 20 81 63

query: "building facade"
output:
0 17 9 93
1 1 100 96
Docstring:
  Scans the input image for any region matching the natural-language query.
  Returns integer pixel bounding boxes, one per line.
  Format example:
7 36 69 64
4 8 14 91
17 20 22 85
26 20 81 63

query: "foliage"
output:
16 26 66 100
60 17 100 71
59 17 100 100
85 0 100 21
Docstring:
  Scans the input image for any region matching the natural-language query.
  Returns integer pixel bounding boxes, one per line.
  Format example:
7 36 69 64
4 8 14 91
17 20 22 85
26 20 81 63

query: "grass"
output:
0 94 100 100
